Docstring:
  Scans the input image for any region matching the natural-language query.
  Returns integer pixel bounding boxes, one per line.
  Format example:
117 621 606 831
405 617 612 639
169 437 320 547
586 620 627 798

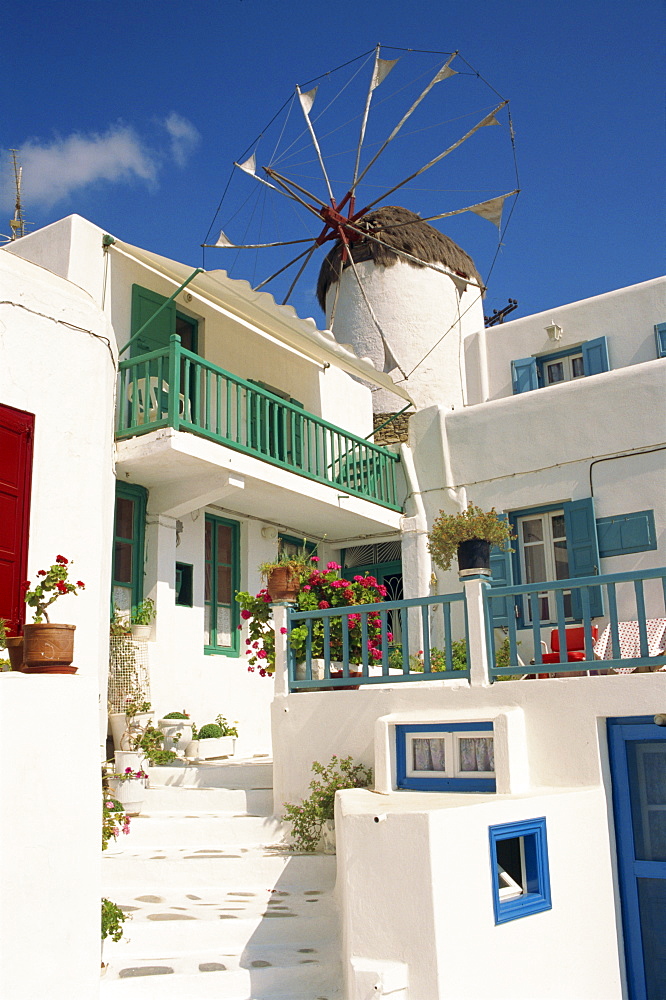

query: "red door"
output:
0 404 34 635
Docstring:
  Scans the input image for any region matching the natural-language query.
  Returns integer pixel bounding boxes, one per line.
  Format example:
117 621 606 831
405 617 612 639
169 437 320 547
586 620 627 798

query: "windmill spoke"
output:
282 244 318 304
262 167 326 222
202 236 316 249
296 85 336 204
263 167 328 210
360 100 508 214
254 243 318 291
351 52 458 197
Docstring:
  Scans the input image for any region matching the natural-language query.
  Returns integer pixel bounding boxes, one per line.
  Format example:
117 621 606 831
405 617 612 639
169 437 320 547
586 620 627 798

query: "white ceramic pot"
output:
158 718 193 755
109 751 147 816
184 736 236 761
320 819 336 854
110 711 151 751
295 659 344 680
130 624 152 640
114 749 148 772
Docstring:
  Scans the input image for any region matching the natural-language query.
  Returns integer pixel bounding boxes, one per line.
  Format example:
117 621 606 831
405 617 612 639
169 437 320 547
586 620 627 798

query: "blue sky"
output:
2 0 663 323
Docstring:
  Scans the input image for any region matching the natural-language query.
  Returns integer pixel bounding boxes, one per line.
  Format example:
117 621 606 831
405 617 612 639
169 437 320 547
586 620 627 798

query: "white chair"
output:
127 378 189 424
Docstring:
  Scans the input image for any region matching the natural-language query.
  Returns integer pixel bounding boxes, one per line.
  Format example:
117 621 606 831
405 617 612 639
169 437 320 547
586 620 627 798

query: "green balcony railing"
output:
116 335 401 510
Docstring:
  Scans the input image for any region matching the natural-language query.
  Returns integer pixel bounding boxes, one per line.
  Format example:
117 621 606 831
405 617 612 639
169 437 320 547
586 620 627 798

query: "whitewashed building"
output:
2 208 665 999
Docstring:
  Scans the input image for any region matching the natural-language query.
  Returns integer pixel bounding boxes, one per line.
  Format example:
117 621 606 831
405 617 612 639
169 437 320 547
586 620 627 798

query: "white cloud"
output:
1 114 201 212
164 112 201 167
2 125 157 209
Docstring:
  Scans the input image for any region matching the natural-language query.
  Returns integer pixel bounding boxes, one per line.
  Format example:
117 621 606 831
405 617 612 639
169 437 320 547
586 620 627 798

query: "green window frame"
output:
204 514 240 656
112 482 147 617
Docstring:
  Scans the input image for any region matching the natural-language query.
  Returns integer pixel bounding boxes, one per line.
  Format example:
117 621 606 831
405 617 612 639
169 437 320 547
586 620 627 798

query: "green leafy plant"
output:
282 756 373 852
197 723 223 739
123 695 151 721
0 618 8 648
101 897 128 942
110 606 131 636
132 724 178 765
427 504 515 572
215 714 238 737
388 641 468 672
258 539 318 582
102 793 130 851
24 555 85 623
131 598 155 626
236 560 390 676
162 710 190 719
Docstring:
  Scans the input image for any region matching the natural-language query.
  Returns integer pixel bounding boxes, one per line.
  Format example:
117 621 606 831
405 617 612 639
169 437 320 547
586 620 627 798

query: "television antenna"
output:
0 150 26 243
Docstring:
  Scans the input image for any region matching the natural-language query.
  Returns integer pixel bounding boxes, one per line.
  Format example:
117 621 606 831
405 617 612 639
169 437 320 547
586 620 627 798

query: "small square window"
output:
175 562 193 607
489 818 551 923
397 723 495 791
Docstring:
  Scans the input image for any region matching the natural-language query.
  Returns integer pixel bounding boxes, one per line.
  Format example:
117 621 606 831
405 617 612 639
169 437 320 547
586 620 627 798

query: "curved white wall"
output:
327 257 485 412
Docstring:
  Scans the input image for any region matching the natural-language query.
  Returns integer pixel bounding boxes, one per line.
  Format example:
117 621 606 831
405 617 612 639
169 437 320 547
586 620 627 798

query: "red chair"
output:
540 625 599 675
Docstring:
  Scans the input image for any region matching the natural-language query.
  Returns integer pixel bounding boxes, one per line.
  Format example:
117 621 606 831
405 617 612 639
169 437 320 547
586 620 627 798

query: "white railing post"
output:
272 603 290 696
462 576 492 687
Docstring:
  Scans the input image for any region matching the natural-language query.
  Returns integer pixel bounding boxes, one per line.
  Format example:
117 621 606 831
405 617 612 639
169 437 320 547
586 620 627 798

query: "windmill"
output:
204 46 519 410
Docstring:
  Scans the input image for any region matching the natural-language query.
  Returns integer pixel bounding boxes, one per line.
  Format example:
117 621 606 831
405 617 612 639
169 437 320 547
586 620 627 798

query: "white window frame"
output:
517 509 572 624
405 731 495 781
543 351 584 385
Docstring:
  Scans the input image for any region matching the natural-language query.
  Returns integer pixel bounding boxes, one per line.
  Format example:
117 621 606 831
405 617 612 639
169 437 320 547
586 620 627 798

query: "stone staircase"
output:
101 758 341 999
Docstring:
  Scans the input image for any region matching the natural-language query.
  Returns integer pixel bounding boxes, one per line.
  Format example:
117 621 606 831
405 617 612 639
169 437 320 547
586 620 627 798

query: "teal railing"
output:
485 567 666 678
288 593 468 691
116 335 400 510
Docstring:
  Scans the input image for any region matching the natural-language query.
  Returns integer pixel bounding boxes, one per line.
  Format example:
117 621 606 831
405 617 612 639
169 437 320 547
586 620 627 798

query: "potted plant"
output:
158 710 193 755
259 540 316 602
109 694 153 753
282 755 373 853
0 618 15 671
22 556 85 672
106 764 148 817
130 598 155 640
427 504 515 576
236 561 391 677
132 723 179 766
185 715 239 761
2 619 25 671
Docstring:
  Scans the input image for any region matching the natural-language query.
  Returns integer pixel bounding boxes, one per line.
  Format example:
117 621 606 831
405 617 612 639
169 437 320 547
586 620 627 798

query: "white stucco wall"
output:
338 785 623 999
465 276 666 404
0 676 100 999
328 257 485 412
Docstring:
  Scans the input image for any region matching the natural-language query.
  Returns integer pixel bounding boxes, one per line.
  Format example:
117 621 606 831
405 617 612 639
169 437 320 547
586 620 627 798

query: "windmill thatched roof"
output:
316 205 483 312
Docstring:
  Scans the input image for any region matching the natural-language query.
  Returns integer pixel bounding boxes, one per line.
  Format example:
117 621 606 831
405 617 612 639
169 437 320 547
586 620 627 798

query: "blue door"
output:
608 717 666 999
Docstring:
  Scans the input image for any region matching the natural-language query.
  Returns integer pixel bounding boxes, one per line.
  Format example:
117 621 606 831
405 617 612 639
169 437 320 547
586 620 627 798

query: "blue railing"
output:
485 567 666 678
288 593 468 691
116 337 400 510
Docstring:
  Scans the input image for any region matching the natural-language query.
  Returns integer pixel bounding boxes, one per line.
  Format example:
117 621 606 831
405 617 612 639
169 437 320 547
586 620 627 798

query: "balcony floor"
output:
115 427 403 539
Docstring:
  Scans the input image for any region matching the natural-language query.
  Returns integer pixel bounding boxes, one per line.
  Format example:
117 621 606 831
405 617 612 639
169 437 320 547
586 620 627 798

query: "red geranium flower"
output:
56 555 68 564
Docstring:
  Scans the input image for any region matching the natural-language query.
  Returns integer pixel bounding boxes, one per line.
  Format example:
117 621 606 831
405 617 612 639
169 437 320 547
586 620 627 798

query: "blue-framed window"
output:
511 337 609 394
396 722 495 792
489 817 552 924
490 499 604 628
204 514 240 656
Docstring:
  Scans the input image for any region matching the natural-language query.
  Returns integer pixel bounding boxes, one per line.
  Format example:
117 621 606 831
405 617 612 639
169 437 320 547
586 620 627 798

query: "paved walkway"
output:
101 758 341 999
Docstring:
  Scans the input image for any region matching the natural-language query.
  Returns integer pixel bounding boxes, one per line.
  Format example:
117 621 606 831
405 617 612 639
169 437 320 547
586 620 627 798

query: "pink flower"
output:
327 561 340 571
310 556 320 562
353 575 364 582
318 600 330 609
303 585 311 591
387 632 393 642
257 649 267 659
280 627 287 635
240 609 252 620
371 649 382 659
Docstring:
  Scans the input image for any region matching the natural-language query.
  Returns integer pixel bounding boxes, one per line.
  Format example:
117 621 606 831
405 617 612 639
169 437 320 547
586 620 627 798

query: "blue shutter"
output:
596 510 657 557
489 514 514 627
655 323 666 358
511 357 538 394
564 498 604 618
581 336 609 376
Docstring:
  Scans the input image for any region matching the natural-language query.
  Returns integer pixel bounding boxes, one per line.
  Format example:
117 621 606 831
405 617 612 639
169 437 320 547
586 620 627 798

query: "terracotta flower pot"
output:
266 566 301 602
22 623 76 673
5 636 25 672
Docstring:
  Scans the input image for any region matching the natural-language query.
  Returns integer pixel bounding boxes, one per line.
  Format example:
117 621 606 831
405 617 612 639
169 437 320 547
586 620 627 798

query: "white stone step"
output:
118 811 285 848
148 759 273 790
143 785 274 814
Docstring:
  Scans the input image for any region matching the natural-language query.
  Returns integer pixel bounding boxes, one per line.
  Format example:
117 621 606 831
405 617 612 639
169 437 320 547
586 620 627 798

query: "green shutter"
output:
581 336 609 376
511 357 538 394
596 510 657 558
130 284 176 356
563 498 604 618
